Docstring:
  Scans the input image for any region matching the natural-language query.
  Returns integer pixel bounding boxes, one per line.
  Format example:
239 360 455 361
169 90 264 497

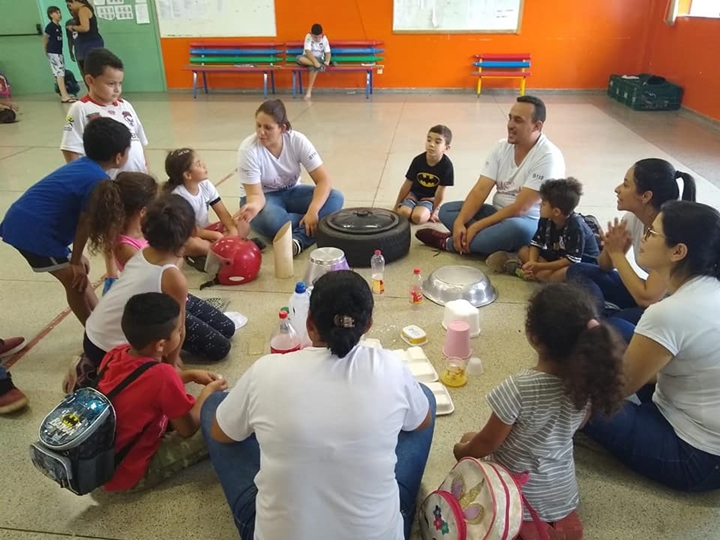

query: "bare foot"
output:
304 92 312 101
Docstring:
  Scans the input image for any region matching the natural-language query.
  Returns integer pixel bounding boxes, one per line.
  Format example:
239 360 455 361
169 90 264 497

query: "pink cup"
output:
442 320 472 359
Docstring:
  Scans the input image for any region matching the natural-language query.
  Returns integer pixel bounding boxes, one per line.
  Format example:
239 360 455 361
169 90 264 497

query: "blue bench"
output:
473 53 532 96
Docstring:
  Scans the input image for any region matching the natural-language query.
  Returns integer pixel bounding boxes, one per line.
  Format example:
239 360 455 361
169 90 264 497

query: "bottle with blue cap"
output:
287 281 311 347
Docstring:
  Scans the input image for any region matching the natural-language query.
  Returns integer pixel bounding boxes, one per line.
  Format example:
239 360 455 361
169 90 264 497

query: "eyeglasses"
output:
643 227 666 241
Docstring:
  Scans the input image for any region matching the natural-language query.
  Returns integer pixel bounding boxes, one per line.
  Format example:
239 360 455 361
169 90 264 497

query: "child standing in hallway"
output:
44 6 75 103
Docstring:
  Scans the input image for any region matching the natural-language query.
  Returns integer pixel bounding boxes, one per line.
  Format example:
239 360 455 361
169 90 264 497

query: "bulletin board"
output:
154 0 276 38
393 0 524 34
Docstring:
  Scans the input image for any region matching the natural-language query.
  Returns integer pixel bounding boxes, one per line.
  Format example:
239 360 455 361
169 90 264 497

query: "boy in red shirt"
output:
97 292 227 491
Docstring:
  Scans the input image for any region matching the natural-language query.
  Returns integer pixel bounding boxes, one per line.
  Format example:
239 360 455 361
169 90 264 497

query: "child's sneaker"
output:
62 354 97 394
0 372 28 414
0 336 26 359
486 251 521 274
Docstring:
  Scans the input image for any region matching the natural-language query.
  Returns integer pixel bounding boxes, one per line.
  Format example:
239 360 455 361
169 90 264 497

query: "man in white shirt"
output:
295 23 332 101
416 96 566 255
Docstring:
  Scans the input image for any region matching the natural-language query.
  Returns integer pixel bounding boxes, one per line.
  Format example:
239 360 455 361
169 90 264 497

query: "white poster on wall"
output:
135 3 150 23
97 6 116 19
115 5 134 19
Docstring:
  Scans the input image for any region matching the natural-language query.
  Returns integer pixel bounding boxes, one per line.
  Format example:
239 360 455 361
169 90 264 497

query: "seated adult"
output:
415 95 565 255
582 201 720 492
201 270 436 540
567 158 696 342
235 99 344 257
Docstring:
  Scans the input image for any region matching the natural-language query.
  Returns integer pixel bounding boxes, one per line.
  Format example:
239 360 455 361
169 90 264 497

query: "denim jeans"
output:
201 384 437 540
438 202 538 255
0 366 7 380
242 184 344 250
581 385 720 492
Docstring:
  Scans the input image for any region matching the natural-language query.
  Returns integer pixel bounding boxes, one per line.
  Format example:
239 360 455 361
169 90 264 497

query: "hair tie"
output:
586 319 600 330
333 315 355 328
674 170 684 180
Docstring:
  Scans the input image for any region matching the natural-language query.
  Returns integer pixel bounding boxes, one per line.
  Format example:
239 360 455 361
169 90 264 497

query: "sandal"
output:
61 97 77 103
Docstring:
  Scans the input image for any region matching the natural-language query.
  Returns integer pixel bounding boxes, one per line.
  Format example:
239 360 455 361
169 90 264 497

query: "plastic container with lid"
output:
371 250 385 294
270 311 301 354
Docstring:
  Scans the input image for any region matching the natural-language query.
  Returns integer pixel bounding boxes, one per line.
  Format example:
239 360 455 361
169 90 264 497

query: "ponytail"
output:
565 322 625 416
676 171 697 202
326 324 362 358
87 179 125 255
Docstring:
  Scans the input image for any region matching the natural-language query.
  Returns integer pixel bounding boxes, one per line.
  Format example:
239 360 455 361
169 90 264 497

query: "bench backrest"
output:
473 53 531 71
286 40 384 64
190 41 285 66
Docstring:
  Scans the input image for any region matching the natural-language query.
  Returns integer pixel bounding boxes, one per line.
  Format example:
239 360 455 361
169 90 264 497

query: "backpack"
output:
0 72 10 98
55 70 81 96
29 361 157 495
0 107 16 124
419 457 548 540
579 213 603 252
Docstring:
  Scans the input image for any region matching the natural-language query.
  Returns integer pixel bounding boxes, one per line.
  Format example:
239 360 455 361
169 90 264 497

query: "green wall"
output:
0 0 165 94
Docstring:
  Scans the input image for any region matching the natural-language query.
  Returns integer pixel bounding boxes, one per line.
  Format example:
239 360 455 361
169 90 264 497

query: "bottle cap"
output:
413 268 421 274
278 310 288 319
295 282 306 293
374 250 382 255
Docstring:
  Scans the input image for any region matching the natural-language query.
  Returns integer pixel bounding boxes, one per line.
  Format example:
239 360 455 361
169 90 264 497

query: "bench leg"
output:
263 73 268 99
291 71 297 98
477 76 483 96
270 71 276 94
520 77 526 96
370 70 374 95
192 72 198 99
298 72 304 95
365 70 370 99
202 72 208 94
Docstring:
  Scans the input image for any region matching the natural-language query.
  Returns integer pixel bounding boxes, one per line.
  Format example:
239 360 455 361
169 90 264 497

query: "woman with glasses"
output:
566 158 696 342
581 201 720 492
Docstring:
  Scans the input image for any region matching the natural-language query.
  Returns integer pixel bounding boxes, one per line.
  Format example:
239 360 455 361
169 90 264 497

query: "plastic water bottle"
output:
371 250 385 294
288 282 311 347
410 267 424 306
270 311 301 354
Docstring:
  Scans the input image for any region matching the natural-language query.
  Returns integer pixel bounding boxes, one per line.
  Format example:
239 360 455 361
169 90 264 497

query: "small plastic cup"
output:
440 357 467 388
442 320 472 359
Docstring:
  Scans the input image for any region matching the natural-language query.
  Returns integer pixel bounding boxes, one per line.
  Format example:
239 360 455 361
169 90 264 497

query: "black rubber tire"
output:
316 208 411 268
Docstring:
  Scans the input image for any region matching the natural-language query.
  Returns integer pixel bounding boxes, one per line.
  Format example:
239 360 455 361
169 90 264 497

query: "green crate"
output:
608 73 683 111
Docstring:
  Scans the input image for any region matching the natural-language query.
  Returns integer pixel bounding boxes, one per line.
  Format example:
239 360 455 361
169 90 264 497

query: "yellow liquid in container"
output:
441 363 467 388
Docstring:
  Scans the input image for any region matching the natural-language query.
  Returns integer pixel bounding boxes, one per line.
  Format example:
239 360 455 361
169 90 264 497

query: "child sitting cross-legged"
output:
486 177 600 282
452 283 625 539
97 291 227 492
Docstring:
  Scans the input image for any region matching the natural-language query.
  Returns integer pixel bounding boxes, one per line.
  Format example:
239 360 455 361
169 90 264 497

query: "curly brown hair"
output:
525 283 625 416
86 172 159 254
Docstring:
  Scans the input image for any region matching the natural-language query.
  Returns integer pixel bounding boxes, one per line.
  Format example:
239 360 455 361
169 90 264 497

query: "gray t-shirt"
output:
487 369 588 521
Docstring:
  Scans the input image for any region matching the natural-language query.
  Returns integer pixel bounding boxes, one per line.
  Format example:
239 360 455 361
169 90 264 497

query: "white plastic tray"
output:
426 382 455 416
391 347 439 384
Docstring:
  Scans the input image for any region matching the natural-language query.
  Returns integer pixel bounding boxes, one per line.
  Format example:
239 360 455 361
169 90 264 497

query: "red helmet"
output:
208 237 262 285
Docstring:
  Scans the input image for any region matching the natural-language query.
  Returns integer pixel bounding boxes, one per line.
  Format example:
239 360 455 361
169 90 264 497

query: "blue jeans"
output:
566 262 644 343
581 385 720 492
0 366 7 380
438 202 538 255
242 185 344 250
201 384 437 540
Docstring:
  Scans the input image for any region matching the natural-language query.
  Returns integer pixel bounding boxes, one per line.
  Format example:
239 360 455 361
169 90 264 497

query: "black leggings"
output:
84 294 235 365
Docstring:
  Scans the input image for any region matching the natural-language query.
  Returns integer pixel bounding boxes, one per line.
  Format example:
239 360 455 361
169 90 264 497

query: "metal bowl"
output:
423 265 497 308
303 247 350 286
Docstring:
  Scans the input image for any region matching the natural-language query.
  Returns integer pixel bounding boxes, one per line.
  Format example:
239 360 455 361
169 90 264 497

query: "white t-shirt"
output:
237 131 323 195
171 180 221 228
85 250 177 352
635 276 720 456
61 96 148 176
303 33 331 59
621 212 649 274
215 345 430 540
482 134 566 218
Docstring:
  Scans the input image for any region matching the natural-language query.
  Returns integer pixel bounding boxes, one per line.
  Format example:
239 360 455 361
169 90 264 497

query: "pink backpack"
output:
419 457 548 540
0 72 10 98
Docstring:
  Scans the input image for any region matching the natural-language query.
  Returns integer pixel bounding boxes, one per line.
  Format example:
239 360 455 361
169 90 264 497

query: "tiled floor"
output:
2 92 720 540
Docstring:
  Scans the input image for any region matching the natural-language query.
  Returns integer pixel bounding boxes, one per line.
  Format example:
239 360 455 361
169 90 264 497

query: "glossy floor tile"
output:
1 92 720 540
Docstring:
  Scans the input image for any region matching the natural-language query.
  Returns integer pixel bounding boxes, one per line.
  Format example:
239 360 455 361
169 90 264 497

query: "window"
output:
689 0 720 17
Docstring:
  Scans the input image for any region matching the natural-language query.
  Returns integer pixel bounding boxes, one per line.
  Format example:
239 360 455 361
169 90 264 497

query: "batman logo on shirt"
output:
416 172 440 188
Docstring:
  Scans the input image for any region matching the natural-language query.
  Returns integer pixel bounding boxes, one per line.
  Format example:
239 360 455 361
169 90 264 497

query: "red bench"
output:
473 53 532 96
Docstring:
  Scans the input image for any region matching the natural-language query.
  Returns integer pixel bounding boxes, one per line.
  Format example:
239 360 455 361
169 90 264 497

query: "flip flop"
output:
61 97 77 103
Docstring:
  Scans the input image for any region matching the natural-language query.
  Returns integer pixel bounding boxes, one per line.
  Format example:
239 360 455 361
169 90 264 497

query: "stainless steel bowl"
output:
423 265 497 308
303 247 350 286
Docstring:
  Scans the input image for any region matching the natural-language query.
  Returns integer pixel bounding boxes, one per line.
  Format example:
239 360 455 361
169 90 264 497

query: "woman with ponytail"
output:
566 158 696 342
582 200 720 492
202 270 436 540
453 283 625 537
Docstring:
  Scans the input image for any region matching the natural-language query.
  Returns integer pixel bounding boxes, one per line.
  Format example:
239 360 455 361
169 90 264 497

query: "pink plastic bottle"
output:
270 310 302 354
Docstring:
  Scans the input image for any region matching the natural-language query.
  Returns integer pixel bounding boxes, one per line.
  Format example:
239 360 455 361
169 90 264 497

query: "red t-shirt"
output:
97 345 195 491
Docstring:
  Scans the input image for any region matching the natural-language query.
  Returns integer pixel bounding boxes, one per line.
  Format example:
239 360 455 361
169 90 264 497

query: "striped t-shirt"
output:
487 369 588 521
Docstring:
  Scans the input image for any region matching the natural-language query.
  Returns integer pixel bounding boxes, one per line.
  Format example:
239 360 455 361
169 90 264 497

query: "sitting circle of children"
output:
2 39 720 540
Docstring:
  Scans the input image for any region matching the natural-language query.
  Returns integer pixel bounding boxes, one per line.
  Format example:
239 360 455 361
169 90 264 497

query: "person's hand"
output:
187 369 223 386
430 209 440 223
300 210 320 237
522 261 537 273
604 218 632 255
452 222 468 254
453 442 469 461
206 230 224 242
462 222 484 253
200 377 228 398
69 262 89 292
234 203 259 223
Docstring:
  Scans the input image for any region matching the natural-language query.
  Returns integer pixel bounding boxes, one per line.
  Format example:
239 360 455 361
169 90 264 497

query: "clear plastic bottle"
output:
410 267 424 306
270 310 301 354
288 282 311 347
371 250 385 294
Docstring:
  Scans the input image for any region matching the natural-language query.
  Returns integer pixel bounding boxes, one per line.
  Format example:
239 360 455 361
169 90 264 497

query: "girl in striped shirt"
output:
453 283 625 538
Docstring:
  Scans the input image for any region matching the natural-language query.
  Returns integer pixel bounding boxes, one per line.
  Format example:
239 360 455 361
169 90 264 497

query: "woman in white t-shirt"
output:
582 201 720 492
201 271 435 540
566 158 695 342
236 99 344 257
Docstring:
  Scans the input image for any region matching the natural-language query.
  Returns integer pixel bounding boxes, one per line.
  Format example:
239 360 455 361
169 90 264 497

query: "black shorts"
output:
16 248 70 273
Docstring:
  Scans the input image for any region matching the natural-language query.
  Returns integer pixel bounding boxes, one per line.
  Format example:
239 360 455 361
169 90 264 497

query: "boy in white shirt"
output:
295 23 332 101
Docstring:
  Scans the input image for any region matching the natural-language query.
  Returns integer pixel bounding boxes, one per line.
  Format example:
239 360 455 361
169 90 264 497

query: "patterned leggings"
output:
184 294 235 362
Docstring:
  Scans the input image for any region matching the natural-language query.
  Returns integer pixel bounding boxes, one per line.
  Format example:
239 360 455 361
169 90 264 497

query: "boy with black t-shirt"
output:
43 6 75 103
395 125 454 224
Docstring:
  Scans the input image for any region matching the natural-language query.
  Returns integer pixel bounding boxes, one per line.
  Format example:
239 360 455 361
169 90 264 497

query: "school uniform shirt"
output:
97 345 195 491
405 153 454 200
215 345 430 540
622 212 649 274
61 95 148 176
530 214 599 263
172 180 222 228
0 157 109 258
303 33 331 59
44 22 63 54
487 369 588 522
482 134 566 219
635 276 720 456
238 131 323 195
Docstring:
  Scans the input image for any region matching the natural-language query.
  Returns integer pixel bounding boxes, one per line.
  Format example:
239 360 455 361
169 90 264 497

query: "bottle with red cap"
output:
270 310 301 354
409 267 423 306
371 250 385 294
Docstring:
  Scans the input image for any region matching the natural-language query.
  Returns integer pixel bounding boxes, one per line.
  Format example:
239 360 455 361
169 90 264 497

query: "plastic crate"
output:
608 73 683 111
